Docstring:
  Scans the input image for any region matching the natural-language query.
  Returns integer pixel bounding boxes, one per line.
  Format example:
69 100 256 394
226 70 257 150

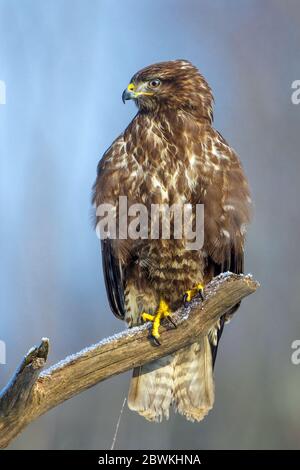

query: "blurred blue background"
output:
1 0 300 449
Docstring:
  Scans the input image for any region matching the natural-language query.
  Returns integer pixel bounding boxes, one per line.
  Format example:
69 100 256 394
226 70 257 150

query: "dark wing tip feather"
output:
209 248 244 367
101 239 125 320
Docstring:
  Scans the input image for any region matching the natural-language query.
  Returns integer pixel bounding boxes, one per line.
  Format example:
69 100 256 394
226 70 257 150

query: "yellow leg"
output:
141 313 155 322
184 283 204 303
141 299 173 344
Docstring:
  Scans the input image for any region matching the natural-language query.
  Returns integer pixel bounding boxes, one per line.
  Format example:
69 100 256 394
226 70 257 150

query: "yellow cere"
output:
127 82 154 97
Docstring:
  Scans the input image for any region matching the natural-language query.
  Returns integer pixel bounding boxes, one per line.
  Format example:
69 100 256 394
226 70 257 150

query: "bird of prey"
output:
92 60 251 422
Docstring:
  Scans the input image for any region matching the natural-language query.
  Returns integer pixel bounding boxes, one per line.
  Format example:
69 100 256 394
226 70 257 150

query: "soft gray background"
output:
1 0 300 450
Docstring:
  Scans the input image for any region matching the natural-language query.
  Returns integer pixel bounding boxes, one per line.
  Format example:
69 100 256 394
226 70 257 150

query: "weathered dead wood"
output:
0 272 259 448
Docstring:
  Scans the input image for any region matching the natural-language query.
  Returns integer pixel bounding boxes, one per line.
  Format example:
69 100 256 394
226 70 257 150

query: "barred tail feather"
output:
128 337 215 422
128 355 174 422
173 337 214 421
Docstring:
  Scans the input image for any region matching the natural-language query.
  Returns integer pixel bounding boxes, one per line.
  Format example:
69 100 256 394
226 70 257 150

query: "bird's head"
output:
122 60 214 120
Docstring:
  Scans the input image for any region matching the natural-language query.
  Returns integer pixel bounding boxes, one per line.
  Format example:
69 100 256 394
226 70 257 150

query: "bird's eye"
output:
149 79 161 88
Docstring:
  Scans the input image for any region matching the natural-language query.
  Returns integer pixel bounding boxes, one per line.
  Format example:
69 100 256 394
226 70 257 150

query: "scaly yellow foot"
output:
183 283 204 304
141 299 175 345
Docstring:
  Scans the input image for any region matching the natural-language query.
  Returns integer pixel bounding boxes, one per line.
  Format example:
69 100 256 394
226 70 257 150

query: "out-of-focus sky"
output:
1 0 300 449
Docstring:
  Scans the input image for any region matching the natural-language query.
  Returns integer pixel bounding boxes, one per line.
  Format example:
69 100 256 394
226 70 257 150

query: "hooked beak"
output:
122 83 136 103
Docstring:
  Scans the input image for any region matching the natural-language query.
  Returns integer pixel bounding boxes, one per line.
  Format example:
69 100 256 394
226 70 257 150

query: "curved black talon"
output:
165 316 177 328
197 289 204 302
152 336 161 346
183 293 189 308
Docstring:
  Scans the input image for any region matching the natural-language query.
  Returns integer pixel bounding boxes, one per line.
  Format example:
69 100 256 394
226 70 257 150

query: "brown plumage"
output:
92 60 251 422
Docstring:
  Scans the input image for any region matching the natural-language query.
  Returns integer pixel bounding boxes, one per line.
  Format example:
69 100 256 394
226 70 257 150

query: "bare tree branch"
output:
0 273 259 448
